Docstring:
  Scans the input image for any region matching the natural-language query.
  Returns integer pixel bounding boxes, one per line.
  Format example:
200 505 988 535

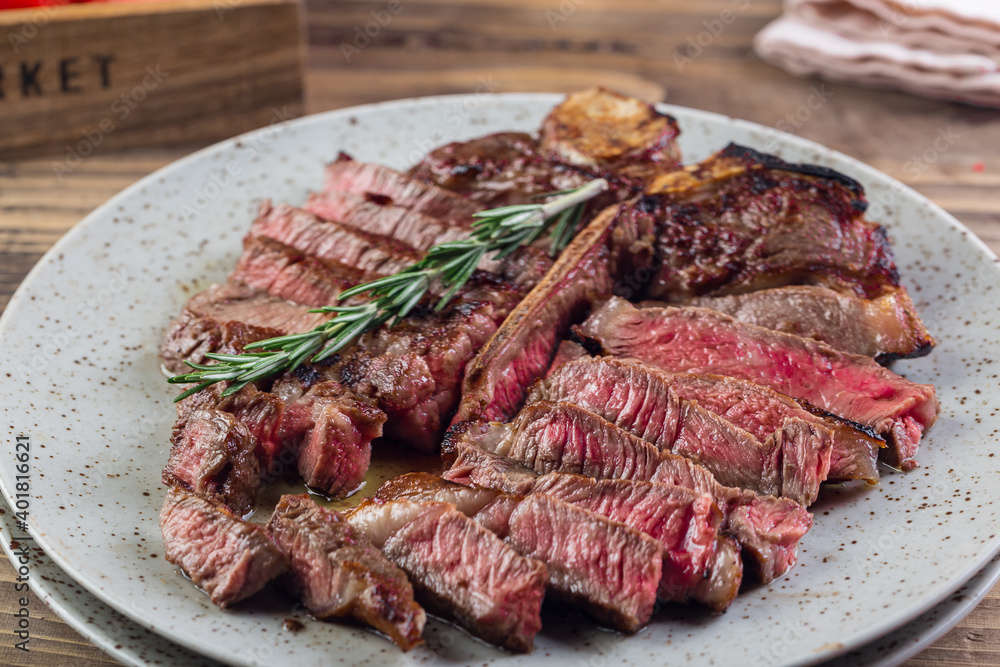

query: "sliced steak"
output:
266 495 425 650
409 131 599 209
455 199 657 423
161 318 283 376
163 410 260 515
679 285 935 362
249 201 421 277
530 356 834 503
529 474 741 612
177 383 289 481
279 381 386 497
375 475 663 631
448 403 812 582
539 87 682 182
345 499 547 652
159 486 287 608
230 235 366 307
324 153 481 225
655 369 884 484
577 297 938 470
642 143 904 301
382 472 739 611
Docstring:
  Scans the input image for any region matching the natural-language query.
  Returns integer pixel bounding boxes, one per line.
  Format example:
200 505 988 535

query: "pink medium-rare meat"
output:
447 403 812 582
163 410 260 515
159 486 287 608
266 495 425 650
529 356 833 504
679 284 934 362
345 499 548 652
577 297 938 470
278 381 386 498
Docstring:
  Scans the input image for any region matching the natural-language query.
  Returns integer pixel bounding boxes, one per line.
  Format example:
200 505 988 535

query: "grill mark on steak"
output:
447 403 812 583
530 356 835 503
677 285 935 361
344 499 548 652
163 410 260 515
159 486 288 608
643 146 902 301
266 494 425 650
577 297 938 470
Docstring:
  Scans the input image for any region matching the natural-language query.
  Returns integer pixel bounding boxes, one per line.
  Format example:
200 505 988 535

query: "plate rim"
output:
2 92 998 666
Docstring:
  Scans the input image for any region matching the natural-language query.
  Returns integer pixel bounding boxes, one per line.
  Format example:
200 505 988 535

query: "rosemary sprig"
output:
168 179 608 402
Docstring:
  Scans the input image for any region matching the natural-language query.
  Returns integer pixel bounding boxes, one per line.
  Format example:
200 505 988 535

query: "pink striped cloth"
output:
754 0 1000 107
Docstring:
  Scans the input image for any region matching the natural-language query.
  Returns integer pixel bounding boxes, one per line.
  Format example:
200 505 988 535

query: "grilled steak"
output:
163 410 260 515
324 153 481 225
249 201 421 277
654 369 884 484
345 499 548 652
529 356 833 504
578 298 938 470
409 131 598 209
539 87 682 182
159 486 287 608
641 144 902 302
177 383 289 480
455 198 658 423
375 475 663 632
161 317 284 377
266 495 425 650
278 381 386 497
230 235 366 307
383 472 739 611
679 285 935 362
447 403 812 582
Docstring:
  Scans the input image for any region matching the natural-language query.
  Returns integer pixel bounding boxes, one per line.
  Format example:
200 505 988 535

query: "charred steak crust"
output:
266 494 425 650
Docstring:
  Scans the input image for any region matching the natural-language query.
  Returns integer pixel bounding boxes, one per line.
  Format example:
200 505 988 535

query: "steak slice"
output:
448 403 812 582
266 495 425 650
679 285 935 362
159 486 287 608
323 153 481 225
409 131 600 209
578 297 939 470
642 143 903 301
539 87 683 182
279 381 386 497
375 475 663 632
530 356 833 504
249 201 422 277
345 499 547 652
454 199 657 424
230 235 366 307
655 369 884 484
381 472 739 612
163 410 260 515
177 383 289 481
160 318 283 376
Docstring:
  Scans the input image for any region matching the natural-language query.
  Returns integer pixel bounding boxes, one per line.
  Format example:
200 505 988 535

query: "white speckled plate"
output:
1 94 999 667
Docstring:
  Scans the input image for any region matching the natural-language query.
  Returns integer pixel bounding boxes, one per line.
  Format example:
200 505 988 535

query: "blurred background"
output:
1 0 999 664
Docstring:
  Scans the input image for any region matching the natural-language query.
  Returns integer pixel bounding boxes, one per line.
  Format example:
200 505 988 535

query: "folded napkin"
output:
755 0 1000 107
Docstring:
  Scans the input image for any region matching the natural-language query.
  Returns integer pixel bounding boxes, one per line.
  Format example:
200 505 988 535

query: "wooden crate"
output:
0 0 304 160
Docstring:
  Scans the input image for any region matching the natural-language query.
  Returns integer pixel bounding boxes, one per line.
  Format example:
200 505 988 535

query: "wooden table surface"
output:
2 0 999 664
